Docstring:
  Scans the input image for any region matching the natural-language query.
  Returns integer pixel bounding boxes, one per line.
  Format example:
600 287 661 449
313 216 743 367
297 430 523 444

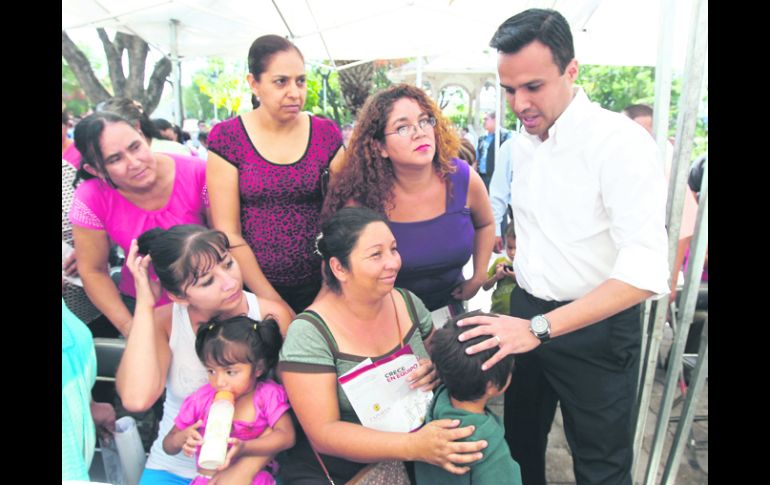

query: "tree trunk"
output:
337 61 374 119
97 28 127 97
62 29 172 115
62 31 111 106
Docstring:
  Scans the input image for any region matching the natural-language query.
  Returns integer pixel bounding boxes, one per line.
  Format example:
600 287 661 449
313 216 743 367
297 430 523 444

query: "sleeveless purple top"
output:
208 114 342 286
390 158 474 311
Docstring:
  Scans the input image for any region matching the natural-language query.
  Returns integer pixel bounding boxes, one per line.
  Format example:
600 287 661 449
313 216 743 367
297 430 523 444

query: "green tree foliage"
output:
580 65 707 157
62 58 91 116
303 69 322 113
579 65 656 113
304 66 351 125
446 104 468 129
193 58 249 120
62 42 112 116
183 82 216 123
502 65 706 157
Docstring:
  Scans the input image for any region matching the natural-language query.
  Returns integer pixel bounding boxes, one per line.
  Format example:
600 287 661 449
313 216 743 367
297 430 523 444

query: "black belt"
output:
518 286 572 313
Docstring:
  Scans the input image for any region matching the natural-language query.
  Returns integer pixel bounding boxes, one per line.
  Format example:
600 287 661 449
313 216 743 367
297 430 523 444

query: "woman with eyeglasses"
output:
323 84 495 314
206 35 345 317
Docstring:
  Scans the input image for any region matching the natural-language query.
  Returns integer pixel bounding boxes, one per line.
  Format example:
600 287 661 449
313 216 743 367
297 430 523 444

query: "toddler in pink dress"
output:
162 315 295 484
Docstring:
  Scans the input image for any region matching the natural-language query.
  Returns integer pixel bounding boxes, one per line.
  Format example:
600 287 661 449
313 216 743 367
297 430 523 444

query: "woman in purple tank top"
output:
323 84 495 312
207 35 345 316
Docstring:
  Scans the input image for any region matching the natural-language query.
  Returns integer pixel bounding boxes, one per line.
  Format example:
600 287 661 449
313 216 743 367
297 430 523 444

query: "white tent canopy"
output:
63 0 693 69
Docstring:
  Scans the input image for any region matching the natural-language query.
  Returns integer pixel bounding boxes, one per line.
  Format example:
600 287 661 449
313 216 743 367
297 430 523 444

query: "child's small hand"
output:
501 265 515 279
494 263 507 279
217 437 245 470
91 401 116 444
181 420 204 457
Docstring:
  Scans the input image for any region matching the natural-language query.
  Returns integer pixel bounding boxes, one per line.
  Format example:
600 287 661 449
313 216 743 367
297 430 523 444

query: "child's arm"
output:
218 413 296 469
482 262 505 291
162 420 204 457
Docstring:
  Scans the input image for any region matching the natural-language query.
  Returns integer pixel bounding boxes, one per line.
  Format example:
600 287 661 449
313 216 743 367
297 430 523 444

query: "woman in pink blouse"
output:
69 111 208 336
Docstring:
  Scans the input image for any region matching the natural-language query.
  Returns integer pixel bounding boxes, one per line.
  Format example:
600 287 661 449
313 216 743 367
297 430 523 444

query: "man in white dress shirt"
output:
458 9 669 485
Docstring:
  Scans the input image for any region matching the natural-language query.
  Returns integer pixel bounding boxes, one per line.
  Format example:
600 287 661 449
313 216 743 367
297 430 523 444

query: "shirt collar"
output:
520 86 592 147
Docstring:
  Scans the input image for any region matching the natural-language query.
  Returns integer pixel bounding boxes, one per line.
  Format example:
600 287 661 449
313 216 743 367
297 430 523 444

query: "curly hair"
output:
322 84 461 219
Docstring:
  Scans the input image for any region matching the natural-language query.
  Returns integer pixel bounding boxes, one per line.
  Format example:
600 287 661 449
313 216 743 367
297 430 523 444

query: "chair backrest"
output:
94 337 126 382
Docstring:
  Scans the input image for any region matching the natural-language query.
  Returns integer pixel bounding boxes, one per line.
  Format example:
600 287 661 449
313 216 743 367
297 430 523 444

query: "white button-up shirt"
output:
489 136 516 236
510 88 670 302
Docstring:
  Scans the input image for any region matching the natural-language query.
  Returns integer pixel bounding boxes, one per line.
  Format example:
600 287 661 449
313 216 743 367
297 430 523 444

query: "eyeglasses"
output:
384 117 437 137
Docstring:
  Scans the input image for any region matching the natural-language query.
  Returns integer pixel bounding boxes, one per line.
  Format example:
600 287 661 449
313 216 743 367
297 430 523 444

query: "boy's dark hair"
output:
430 310 515 402
505 222 516 240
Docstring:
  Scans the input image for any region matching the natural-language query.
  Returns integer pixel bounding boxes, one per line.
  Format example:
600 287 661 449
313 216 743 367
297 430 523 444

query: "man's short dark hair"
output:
623 103 653 120
490 8 574 74
430 311 515 402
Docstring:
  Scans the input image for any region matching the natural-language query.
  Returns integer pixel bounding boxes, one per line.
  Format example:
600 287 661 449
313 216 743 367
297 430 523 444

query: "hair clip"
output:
314 232 324 257
208 323 215 331
253 323 258 331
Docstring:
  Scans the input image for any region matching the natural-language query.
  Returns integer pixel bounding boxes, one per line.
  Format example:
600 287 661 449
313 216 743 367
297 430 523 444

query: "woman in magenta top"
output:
323 84 495 312
207 35 345 315
69 112 208 336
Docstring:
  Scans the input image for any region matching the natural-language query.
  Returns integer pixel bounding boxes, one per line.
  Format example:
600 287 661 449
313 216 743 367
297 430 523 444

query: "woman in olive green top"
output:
278 207 488 483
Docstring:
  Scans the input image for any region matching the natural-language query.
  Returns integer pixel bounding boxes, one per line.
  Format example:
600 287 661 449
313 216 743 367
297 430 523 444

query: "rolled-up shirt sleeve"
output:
600 131 670 295
489 138 514 236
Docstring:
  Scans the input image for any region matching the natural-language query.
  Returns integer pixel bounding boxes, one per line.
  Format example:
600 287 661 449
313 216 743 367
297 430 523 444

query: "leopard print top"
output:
208 114 342 286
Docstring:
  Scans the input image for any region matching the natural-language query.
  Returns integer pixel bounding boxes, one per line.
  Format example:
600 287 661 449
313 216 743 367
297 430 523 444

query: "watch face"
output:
531 315 549 334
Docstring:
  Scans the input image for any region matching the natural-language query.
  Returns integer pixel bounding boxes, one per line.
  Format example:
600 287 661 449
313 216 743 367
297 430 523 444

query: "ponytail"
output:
196 315 284 380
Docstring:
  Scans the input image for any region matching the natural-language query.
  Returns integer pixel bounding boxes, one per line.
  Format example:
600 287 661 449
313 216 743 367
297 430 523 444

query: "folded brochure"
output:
338 344 432 433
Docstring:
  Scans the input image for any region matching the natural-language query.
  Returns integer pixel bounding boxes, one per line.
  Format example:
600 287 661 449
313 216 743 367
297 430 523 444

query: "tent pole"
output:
416 55 423 89
169 19 183 127
494 69 502 155
631 0 676 474
643 0 708 478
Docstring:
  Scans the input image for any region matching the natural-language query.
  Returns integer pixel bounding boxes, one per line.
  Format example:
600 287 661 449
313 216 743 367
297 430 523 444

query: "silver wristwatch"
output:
529 314 551 344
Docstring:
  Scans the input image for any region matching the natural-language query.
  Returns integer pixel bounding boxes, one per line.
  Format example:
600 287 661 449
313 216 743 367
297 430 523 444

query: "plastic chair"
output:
63 160 102 324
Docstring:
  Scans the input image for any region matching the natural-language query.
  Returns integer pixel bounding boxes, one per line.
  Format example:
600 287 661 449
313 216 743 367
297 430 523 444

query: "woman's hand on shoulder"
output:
260 297 295 336
411 418 487 474
407 358 439 392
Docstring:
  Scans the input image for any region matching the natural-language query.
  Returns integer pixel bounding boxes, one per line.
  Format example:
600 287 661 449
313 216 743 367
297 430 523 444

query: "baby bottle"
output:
198 391 235 470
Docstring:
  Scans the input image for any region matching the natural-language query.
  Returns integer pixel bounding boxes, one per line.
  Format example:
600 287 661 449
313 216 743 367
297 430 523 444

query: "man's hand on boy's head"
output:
457 315 539 370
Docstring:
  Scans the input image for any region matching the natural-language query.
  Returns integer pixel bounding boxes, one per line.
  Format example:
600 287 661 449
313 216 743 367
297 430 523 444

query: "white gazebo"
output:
387 50 499 135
